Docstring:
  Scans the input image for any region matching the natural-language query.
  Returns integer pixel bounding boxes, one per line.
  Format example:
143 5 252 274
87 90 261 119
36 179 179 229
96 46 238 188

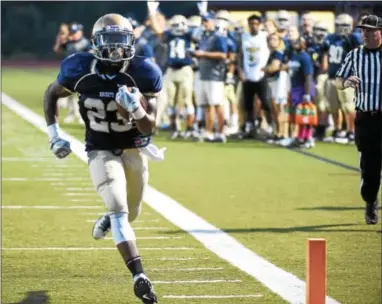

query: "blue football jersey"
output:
266 50 284 80
307 42 325 80
323 33 362 78
57 53 162 151
289 51 314 87
164 30 193 68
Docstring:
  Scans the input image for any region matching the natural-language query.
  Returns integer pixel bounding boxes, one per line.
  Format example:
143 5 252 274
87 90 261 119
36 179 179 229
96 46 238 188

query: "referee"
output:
336 15 382 225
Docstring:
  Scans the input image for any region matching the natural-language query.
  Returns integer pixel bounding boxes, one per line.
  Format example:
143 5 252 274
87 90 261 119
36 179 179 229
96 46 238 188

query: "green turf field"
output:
1 68 381 304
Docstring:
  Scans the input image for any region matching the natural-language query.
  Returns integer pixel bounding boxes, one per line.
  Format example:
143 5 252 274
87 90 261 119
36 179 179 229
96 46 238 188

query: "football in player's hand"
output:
116 87 148 120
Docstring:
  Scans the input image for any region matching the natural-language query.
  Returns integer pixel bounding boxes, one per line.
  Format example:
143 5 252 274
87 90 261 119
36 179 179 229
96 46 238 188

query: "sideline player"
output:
43 14 164 304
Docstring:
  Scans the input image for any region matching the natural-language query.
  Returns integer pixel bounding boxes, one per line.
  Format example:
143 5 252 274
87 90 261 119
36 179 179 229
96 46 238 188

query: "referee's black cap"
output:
356 15 382 29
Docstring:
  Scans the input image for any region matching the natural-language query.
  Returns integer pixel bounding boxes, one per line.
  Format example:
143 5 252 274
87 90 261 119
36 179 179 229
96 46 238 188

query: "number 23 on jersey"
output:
84 98 134 133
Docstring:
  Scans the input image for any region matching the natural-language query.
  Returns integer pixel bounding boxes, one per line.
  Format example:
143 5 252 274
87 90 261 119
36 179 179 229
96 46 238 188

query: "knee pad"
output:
110 212 136 245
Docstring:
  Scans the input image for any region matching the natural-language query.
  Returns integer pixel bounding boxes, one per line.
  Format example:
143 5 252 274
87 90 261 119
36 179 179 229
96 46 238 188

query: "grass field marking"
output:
2 157 56 161
2 247 195 251
70 199 102 203
163 294 263 299
146 257 210 261
2 92 341 304
86 219 159 223
2 177 85 181
149 267 224 272
153 280 242 284
66 192 99 197
66 187 95 192
2 205 103 209
105 236 183 240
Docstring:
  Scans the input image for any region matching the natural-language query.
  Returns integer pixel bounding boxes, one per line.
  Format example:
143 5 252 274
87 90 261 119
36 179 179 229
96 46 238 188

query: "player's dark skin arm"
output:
134 96 157 136
304 74 312 96
44 81 72 125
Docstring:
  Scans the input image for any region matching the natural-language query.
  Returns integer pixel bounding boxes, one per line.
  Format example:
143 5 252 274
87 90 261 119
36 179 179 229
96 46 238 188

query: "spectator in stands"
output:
53 23 69 56
301 12 315 48
276 10 290 40
263 33 288 143
238 13 274 138
264 19 278 36
65 22 91 55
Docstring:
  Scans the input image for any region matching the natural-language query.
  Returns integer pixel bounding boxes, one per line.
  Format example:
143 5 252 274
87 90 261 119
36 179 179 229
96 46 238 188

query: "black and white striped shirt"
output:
336 46 382 111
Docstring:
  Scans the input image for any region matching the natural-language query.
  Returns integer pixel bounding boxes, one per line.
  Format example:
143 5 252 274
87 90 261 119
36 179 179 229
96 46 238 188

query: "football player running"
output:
43 14 164 304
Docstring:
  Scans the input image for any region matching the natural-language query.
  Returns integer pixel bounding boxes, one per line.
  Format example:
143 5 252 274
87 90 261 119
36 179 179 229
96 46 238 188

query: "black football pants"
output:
354 111 382 204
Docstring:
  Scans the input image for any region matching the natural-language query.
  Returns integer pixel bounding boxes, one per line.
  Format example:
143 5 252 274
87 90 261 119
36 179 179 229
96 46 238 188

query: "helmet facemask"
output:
92 26 135 63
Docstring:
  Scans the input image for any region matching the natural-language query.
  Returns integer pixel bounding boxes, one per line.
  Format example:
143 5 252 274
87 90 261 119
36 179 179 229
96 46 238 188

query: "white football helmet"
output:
170 15 188 36
215 10 231 35
92 13 135 62
276 10 290 30
188 15 202 31
313 20 328 44
335 14 353 36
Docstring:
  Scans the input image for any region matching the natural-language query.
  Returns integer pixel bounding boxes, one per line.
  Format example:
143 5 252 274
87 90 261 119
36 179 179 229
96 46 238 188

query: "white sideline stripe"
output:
105 236 182 240
153 280 241 284
150 267 224 272
2 93 340 304
2 177 84 181
2 247 194 251
2 205 102 209
163 295 263 299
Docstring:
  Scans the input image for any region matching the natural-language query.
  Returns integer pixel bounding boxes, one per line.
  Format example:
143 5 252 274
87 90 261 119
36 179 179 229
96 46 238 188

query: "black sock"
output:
126 256 144 277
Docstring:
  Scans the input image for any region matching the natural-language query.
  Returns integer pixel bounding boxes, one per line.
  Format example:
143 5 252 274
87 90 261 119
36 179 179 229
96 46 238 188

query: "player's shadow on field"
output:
9 291 49 304
164 223 374 234
297 206 382 211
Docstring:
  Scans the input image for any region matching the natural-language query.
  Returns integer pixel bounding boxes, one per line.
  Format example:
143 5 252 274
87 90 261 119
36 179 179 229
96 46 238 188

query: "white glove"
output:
116 86 141 113
147 0 160 16
197 1 208 15
47 123 71 159
302 94 311 102
116 86 146 120
51 137 72 159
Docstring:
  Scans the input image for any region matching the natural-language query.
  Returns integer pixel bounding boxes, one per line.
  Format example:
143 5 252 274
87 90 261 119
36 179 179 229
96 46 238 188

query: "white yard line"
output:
2 177 85 181
66 188 95 191
2 93 340 304
153 280 241 284
149 267 224 272
2 247 194 251
2 205 102 209
146 257 210 261
163 294 263 299
105 236 182 240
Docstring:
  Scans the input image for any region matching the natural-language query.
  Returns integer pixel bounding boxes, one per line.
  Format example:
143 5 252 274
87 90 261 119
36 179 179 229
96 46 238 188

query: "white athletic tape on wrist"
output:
132 106 146 120
47 123 60 142
110 212 136 245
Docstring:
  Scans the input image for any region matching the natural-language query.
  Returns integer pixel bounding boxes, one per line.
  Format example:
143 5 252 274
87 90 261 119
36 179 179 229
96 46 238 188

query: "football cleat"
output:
134 274 158 303
92 213 111 240
365 201 379 225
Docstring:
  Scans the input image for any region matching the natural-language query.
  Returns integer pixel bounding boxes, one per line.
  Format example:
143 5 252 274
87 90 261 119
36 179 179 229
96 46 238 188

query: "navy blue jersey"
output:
323 33 362 79
289 51 314 87
57 53 162 151
227 35 237 54
307 42 325 80
164 30 193 68
266 50 284 80
135 37 155 58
